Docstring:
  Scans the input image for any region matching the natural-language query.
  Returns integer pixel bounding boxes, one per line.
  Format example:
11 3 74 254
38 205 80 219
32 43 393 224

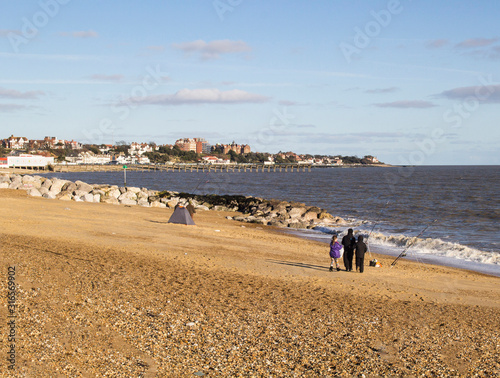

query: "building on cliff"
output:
175 138 211 153
221 142 251 154
3 135 29 149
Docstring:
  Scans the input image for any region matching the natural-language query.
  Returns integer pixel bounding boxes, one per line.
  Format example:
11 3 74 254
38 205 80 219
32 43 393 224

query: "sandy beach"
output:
0 188 499 377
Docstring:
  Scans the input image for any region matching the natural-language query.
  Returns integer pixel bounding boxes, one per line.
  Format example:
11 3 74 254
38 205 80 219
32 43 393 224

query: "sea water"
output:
40 166 500 276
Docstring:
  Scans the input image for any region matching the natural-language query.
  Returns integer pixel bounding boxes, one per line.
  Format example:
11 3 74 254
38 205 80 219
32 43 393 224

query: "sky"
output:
1 0 499 165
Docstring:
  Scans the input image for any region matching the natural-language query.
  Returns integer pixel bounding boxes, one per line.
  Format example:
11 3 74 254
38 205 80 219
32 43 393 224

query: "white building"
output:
363 155 379 164
6 136 29 149
0 154 54 168
201 156 230 164
298 158 314 165
136 155 151 164
69 152 111 165
129 142 153 156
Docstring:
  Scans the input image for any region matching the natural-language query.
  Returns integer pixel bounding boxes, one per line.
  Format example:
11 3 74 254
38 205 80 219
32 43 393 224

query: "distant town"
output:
0 135 382 168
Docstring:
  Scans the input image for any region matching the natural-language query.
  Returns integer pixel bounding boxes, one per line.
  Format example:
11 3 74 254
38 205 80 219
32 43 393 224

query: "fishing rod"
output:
390 219 437 267
366 200 390 258
190 172 211 194
188 167 228 199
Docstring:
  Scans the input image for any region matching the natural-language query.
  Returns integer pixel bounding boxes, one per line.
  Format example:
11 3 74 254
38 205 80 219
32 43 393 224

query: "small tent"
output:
168 206 195 225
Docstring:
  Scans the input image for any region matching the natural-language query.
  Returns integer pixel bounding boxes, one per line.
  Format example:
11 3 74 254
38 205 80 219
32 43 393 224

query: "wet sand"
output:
0 189 499 376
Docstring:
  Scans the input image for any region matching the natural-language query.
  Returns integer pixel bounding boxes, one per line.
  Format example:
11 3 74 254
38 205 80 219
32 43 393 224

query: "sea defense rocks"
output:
0 173 345 229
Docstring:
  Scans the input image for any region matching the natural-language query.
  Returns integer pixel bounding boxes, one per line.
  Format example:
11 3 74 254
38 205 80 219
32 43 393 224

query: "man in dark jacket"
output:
342 229 356 271
355 235 368 273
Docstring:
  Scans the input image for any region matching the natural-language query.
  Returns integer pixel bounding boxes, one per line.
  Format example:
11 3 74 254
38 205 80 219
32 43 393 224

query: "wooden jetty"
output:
53 163 313 173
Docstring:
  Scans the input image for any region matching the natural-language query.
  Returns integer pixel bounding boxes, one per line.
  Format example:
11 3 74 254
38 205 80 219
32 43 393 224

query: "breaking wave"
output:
312 227 500 266
365 231 500 266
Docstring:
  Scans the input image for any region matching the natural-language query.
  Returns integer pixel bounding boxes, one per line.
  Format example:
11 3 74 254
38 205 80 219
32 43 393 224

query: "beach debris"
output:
370 259 382 268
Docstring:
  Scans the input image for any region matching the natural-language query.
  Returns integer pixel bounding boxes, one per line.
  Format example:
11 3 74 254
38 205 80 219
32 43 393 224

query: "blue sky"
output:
1 0 499 164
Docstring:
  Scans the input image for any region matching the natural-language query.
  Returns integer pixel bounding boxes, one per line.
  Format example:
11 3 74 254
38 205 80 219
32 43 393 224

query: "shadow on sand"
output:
148 220 169 224
265 259 330 272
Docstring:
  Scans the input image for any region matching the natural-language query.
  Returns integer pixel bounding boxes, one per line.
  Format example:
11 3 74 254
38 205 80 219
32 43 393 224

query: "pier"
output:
52 163 312 173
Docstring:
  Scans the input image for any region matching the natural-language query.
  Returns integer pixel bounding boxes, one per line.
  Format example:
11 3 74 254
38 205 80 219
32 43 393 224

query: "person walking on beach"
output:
186 201 196 220
329 235 343 272
355 235 368 273
342 228 356 272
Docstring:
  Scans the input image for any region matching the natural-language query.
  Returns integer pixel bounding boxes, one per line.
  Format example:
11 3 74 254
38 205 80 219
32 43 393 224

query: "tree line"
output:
0 142 380 165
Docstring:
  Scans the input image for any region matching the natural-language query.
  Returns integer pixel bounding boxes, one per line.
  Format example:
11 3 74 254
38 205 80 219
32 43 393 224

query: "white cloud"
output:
0 104 31 112
365 87 399 94
373 100 437 109
279 100 299 106
425 39 449 49
172 39 251 60
146 45 165 52
0 29 20 37
59 30 99 38
440 85 500 103
89 74 124 82
262 131 408 147
456 37 498 48
465 45 500 61
124 88 270 105
0 87 45 99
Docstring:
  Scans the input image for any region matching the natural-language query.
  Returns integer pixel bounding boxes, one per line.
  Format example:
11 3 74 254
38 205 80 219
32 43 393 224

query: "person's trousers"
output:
356 257 365 273
343 249 354 271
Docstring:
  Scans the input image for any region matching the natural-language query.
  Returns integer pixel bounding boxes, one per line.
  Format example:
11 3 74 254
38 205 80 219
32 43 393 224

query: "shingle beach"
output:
0 188 499 377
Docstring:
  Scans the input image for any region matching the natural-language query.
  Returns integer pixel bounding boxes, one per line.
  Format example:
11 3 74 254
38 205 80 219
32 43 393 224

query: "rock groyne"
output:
0 173 345 229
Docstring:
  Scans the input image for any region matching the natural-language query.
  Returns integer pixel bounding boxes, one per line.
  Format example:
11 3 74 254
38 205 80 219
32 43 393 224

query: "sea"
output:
40 165 500 277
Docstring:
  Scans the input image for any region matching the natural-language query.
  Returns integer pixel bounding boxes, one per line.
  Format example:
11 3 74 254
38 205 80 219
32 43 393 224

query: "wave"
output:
366 231 500 266
312 226 339 234
312 227 500 266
